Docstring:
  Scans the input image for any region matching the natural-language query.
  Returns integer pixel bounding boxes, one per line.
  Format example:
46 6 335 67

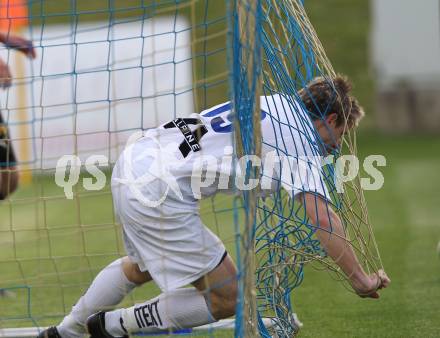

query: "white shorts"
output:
111 145 226 292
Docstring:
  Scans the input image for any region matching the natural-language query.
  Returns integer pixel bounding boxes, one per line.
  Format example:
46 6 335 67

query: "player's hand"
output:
0 58 12 88
3 35 36 59
350 269 390 299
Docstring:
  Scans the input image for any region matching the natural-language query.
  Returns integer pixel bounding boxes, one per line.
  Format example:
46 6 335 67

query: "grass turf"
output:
1 132 440 337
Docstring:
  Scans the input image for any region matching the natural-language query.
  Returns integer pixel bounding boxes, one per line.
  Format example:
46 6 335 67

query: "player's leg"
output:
39 257 151 338
87 253 237 337
86 151 237 336
191 252 238 319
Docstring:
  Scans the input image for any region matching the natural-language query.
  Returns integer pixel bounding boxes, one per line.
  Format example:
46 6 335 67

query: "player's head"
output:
298 75 364 153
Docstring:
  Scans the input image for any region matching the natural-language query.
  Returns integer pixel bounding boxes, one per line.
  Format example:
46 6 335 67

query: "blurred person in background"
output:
0 31 35 199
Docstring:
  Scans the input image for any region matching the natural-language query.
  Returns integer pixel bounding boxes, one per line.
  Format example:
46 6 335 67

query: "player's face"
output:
314 113 348 155
327 123 346 153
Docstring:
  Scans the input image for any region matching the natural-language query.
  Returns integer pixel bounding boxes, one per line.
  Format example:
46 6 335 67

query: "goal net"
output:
0 1 382 337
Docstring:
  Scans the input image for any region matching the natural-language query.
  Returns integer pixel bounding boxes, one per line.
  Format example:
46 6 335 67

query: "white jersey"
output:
111 94 329 291
137 94 329 201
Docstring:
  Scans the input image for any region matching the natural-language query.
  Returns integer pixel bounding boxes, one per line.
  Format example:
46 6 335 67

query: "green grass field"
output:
1 0 439 337
1 132 439 337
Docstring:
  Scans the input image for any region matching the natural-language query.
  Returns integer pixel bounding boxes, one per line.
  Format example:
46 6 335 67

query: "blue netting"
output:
230 1 343 336
229 0 263 336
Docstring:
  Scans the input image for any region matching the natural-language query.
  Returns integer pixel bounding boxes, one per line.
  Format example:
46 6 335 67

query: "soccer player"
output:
0 32 36 199
39 75 390 338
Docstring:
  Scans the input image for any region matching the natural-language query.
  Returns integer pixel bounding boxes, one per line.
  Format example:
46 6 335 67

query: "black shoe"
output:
36 326 62 338
86 312 128 338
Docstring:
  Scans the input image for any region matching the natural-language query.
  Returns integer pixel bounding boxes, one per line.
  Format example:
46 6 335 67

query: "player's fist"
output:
351 269 390 299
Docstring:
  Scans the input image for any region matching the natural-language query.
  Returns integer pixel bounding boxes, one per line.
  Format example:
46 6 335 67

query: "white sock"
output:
57 258 137 338
105 287 216 336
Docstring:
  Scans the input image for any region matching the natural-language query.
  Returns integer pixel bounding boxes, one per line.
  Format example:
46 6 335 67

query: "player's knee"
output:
211 295 237 319
121 257 151 285
208 285 237 319
221 292 237 318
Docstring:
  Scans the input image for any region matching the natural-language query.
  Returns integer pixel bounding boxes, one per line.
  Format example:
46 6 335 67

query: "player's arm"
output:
300 192 390 298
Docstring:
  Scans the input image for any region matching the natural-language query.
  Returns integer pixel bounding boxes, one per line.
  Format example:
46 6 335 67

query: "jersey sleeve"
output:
260 94 331 202
278 152 331 201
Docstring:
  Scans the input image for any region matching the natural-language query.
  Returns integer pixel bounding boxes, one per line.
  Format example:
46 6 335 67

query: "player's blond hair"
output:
298 75 365 128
